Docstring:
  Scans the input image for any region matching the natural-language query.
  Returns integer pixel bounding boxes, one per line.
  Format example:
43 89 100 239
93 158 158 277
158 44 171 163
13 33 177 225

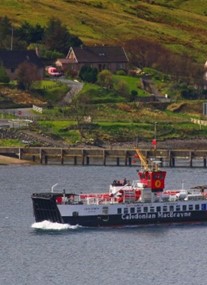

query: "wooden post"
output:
128 157 132 166
40 149 43 164
18 148 23 160
172 157 175 167
116 157 120 166
60 149 64 165
74 156 77 165
204 157 207 168
103 150 106 166
169 151 175 167
86 156 90 165
125 151 128 166
44 155 48 164
160 157 163 167
82 150 85 165
189 151 193 168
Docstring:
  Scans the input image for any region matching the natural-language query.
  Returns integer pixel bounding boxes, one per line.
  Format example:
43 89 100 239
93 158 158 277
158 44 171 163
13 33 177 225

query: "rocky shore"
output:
80 138 207 150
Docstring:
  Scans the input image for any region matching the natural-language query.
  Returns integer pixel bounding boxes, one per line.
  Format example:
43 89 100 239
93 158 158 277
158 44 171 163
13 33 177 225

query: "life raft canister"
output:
154 179 162 188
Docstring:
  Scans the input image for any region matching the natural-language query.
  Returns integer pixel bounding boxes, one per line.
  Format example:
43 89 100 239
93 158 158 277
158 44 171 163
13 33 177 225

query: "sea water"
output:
1 165 207 285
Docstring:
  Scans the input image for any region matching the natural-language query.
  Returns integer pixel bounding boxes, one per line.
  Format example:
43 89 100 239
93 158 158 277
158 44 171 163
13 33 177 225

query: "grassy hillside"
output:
2 0 207 62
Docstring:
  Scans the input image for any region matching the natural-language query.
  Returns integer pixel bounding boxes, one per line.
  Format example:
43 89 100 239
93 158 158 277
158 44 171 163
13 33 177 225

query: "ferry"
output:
31 149 207 227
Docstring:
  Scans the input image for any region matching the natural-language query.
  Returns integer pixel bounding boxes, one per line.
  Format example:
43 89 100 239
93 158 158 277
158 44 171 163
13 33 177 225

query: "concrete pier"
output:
0 147 207 167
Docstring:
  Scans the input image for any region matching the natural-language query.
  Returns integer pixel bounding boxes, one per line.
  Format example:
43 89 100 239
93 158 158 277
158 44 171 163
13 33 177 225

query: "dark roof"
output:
0 50 44 69
70 46 128 63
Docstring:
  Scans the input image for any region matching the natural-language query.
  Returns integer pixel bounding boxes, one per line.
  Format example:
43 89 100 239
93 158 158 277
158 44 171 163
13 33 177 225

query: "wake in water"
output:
31 220 79 230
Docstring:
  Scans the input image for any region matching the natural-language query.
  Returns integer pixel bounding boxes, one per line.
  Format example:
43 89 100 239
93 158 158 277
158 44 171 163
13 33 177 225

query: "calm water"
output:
1 165 207 285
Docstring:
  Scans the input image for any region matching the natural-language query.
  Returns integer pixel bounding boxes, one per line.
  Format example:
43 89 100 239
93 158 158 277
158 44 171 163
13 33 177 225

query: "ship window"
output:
183 205 187 211
189 205 193 211
156 206 161 212
144 207 148 213
103 207 108 215
170 205 174 211
150 207 154 212
163 206 167 212
137 207 141 213
117 208 122 214
195 204 200 210
72 211 79 217
130 207 135 214
176 205 180 211
124 208 128 214
202 204 207 210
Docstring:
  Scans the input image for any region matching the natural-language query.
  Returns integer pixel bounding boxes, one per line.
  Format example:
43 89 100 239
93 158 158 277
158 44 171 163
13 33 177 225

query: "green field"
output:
2 0 207 62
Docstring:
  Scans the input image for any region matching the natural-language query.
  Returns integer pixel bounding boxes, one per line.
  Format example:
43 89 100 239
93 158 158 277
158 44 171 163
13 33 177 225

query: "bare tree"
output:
16 61 41 90
70 94 92 139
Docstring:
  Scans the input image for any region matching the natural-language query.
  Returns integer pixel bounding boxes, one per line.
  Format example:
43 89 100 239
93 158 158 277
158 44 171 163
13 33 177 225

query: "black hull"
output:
32 193 63 223
62 213 207 227
31 193 207 227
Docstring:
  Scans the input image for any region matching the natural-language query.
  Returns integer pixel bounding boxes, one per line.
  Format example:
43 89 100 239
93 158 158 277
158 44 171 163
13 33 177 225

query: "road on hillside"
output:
0 78 83 118
56 78 84 105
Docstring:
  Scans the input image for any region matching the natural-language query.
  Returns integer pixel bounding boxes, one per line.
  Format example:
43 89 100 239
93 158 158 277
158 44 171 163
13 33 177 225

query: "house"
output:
55 45 129 74
0 50 44 80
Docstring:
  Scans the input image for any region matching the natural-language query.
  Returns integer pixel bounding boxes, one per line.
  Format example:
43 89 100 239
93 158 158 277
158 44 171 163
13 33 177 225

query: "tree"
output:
0 65 9 83
130 90 138 102
70 94 92 139
113 79 130 99
16 21 44 44
0 16 12 49
43 17 82 54
79 65 98 83
97 70 113 89
16 61 41 90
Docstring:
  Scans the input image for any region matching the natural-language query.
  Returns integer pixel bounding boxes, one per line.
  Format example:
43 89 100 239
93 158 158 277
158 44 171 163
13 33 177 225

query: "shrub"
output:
0 65 10 83
79 65 98 83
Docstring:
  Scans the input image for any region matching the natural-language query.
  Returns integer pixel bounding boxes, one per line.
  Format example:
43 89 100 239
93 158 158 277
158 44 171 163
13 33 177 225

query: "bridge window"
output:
150 207 155 212
163 206 167 212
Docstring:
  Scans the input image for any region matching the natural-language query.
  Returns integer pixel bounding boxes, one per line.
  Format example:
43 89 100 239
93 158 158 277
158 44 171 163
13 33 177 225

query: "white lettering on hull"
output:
158 212 191 218
122 211 191 220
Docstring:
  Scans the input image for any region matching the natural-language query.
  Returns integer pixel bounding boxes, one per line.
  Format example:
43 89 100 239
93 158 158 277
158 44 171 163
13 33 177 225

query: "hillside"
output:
2 0 207 62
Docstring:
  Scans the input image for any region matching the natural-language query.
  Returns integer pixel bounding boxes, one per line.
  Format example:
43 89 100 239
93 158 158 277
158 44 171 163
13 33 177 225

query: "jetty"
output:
0 147 207 167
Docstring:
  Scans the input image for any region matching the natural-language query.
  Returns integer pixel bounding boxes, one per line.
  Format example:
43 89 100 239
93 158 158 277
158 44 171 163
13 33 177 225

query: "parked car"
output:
46 66 62 77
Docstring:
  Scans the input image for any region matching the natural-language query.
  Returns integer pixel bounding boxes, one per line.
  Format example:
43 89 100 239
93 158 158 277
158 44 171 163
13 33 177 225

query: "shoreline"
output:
0 155 34 165
1 138 207 165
